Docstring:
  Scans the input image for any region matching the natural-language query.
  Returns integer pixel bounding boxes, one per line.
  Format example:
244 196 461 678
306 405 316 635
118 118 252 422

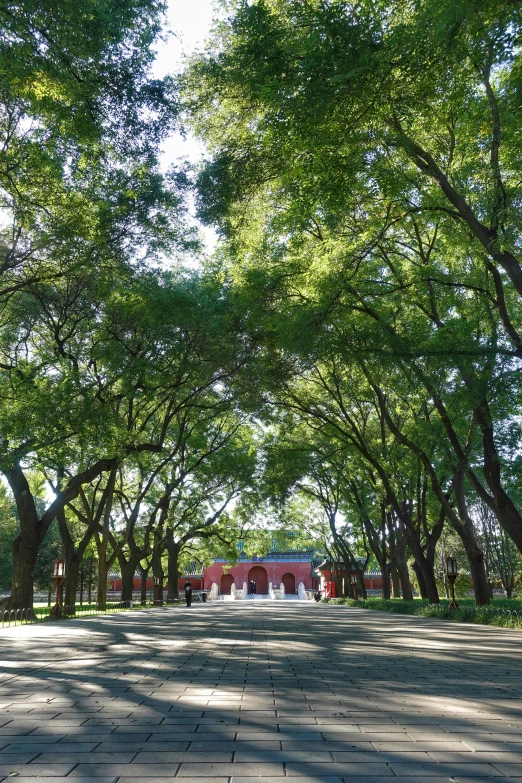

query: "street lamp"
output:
50 559 65 619
444 555 459 610
351 572 358 601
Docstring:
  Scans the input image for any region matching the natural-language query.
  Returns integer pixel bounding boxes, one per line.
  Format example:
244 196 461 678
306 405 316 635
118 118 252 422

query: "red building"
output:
109 545 389 598
203 555 319 595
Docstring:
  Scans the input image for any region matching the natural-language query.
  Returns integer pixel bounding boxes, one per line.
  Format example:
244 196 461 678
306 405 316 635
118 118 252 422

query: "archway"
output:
220 573 234 595
248 565 268 594
282 572 296 594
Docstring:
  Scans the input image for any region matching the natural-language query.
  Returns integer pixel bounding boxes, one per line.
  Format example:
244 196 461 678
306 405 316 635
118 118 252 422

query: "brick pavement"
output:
0 602 521 782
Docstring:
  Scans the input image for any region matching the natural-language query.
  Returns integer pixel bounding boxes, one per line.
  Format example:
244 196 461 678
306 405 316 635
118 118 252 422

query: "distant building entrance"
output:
248 565 268 594
282 572 296 594
220 574 234 595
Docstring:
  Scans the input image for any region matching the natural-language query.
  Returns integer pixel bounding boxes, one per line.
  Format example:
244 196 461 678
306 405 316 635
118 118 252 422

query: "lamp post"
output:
351 572 358 601
50 559 65 619
444 555 459 610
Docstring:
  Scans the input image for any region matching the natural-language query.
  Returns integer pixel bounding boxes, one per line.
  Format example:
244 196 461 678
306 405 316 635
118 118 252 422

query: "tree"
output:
0 0 189 609
163 419 259 600
0 484 18 592
476 500 522 598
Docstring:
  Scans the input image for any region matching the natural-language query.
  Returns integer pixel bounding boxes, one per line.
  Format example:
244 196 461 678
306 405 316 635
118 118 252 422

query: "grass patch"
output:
326 597 522 629
1 600 187 628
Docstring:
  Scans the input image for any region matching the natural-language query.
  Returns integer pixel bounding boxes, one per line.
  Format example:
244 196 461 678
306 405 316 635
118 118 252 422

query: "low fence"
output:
1 601 141 628
328 597 522 629
425 603 522 628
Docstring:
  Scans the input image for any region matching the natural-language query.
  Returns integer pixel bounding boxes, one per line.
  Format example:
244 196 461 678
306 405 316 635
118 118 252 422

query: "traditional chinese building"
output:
109 542 389 597
202 538 322 595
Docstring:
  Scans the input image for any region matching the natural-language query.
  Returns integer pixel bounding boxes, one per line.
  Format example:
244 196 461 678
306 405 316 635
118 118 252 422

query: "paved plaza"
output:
0 602 521 782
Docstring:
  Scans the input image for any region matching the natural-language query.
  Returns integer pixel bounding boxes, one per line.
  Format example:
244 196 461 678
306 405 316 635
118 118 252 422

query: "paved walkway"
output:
0 602 521 782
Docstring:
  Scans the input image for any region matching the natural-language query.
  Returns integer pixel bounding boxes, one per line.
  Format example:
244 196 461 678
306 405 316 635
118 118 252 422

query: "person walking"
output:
184 579 192 607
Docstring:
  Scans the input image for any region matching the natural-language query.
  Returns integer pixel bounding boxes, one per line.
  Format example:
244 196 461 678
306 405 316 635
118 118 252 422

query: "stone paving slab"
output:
0 764 77 775
284 762 395 776
389 761 506 775
3 779 118 783
1 602 522 780
117 779 229 783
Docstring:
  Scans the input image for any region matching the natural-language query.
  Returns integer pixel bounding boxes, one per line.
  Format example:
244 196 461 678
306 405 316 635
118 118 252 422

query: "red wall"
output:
202 561 313 592
110 576 202 592
178 577 202 590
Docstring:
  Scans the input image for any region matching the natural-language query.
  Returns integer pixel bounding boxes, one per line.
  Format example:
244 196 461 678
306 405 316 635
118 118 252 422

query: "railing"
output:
0 601 148 628
328 597 522 628
1 607 37 627
425 603 522 627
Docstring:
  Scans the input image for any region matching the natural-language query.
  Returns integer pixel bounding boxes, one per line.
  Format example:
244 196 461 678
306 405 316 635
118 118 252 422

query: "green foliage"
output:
179 0 522 607
0 484 18 591
5 0 522 614
329 597 522 630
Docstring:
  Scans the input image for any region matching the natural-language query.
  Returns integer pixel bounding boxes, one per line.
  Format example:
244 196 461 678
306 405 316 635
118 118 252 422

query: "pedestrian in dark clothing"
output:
184 580 192 607
252 580 257 595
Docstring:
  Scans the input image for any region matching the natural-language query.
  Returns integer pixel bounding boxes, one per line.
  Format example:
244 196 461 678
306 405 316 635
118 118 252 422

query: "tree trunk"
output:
151 537 164 605
357 570 367 599
381 506 391 600
79 566 84 605
404 532 439 603
454 523 491 606
9 532 39 609
452 467 490 606
381 561 390 600
140 566 149 605
397 560 413 601
391 567 401 598
166 532 181 600
95 469 117 611
387 509 413 601
4 466 41 609
416 558 439 603
427 384 522 555
97 558 109 610
119 560 135 603
119 554 140 602
63 561 79 615
56 508 78 613
3 460 117 610
333 567 342 598
412 561 428 599
56 501 97 614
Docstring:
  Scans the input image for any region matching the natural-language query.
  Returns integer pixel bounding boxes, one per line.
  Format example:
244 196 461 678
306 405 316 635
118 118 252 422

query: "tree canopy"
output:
1 0 522 609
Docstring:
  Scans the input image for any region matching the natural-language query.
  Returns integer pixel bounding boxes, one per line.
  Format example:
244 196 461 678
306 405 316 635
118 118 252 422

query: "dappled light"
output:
0 603 521 779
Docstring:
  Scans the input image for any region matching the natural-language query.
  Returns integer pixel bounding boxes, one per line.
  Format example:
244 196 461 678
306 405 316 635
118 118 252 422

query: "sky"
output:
153 0 216 170
152 0 218 251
